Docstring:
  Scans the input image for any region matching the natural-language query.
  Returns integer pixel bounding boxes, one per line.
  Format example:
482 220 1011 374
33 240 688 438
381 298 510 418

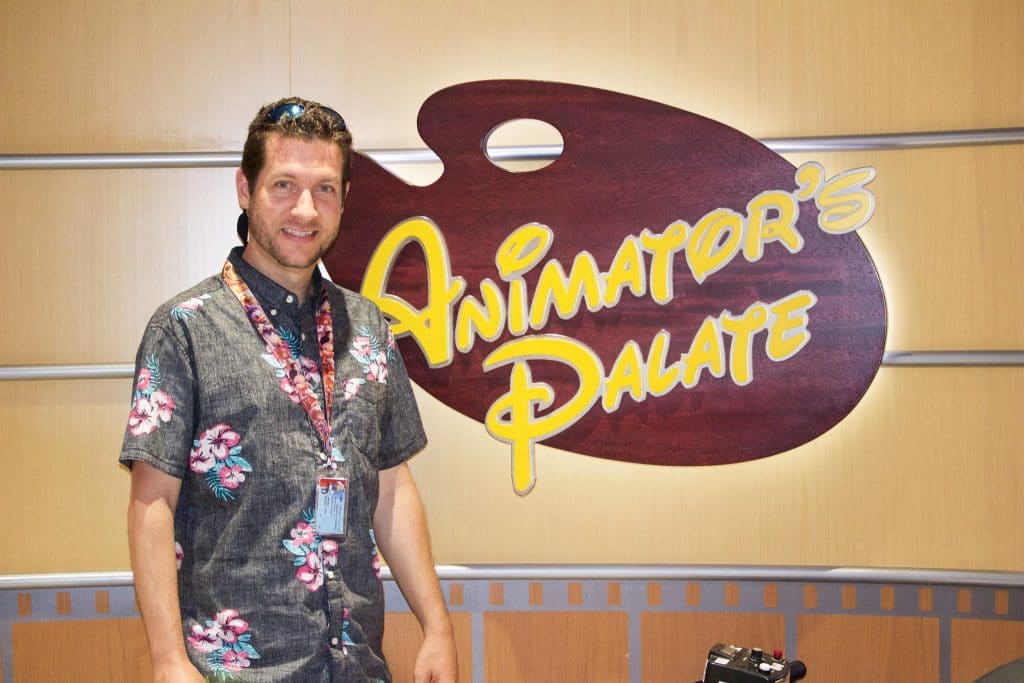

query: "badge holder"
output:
314 477 348 537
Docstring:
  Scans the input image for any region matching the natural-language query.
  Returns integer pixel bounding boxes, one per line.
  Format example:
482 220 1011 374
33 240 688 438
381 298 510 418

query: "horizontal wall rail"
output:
1 128 1022 170
2 565 1023 590
759 127 1024 152
882 351 1024 366
2 352 1023 381
0 363 135 381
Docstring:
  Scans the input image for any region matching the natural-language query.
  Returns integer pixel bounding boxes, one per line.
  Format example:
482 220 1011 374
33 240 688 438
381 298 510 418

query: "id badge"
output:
314 477 348 537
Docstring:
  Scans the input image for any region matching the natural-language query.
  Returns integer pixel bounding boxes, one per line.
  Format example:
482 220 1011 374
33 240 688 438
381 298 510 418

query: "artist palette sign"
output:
325 80 886 495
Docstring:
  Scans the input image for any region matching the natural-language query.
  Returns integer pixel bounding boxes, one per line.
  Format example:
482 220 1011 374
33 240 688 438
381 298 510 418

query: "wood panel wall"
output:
1 0 1021 576
3 578 1022 682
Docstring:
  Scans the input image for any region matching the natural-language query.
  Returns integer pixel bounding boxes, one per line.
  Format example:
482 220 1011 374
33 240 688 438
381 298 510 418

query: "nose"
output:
292 188 318 221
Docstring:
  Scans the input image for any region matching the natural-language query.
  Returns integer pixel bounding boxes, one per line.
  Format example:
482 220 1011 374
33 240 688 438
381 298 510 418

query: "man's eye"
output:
317 185 336 194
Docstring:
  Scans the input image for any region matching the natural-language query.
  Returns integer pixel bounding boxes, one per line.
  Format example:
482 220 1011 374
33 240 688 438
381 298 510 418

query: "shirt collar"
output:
227 246 324 314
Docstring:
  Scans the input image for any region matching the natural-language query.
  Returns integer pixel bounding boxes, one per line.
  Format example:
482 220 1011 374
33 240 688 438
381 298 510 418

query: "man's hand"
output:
375 463 459 682
413 627 459 683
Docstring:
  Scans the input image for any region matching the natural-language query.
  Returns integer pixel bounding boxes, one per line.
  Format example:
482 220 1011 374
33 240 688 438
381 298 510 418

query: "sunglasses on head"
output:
266 102 347 132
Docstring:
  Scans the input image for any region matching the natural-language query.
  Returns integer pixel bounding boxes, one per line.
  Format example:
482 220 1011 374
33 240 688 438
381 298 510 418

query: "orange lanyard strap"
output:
222 260 336 455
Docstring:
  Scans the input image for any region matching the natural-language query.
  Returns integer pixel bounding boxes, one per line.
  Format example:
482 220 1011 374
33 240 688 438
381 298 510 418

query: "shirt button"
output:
286 295 295 304
270 308 278 316
330 637 339 646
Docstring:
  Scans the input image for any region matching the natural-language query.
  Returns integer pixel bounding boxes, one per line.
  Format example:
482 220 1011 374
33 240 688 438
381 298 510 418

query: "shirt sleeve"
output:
377 322 428 470
118 318 197 478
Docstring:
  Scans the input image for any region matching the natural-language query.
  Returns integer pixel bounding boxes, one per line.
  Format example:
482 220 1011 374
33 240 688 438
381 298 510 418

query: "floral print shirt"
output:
120 248 426 682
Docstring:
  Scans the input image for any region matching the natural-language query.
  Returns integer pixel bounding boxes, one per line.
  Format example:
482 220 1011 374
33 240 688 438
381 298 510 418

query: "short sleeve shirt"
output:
119 248 427 682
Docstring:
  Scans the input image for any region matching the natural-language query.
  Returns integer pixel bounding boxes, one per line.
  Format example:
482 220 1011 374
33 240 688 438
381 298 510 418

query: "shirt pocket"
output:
334 381 386 465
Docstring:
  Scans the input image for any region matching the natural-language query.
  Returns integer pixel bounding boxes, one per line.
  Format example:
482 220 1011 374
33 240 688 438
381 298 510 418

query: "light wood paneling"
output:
292 0 1024 149
1 369 1020 573
4 1 1020 153
0 1 290 153
797 614 939 682
0 169 239 365
410 366 1024 571
11 617 151 682
951 619 1024 682
484 612 629 683
0 379 133 573
641 612 786 682
383 611 473 683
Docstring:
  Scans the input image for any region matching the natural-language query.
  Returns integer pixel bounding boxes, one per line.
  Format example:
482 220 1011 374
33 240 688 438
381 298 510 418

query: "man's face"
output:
236 133 347 285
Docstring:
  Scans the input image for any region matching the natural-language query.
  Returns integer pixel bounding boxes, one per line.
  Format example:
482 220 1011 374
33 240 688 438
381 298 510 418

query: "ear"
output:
339 181 351 209
236 168 251 210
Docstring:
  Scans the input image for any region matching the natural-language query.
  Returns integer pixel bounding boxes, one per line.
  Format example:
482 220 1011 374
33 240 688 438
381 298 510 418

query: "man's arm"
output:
374 463 458 683
127 461 204 683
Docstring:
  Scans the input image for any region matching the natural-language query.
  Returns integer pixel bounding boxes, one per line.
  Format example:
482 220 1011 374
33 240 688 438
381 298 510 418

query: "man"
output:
121 97 457 682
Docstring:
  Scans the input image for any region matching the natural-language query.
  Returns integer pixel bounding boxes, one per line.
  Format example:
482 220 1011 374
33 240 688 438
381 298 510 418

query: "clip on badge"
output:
314 477 348 537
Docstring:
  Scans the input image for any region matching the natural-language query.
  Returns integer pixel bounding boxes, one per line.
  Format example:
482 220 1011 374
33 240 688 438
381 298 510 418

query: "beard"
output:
245 202 341 270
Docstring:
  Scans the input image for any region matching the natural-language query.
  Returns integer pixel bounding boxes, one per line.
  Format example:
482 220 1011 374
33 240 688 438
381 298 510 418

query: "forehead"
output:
260 133 343 179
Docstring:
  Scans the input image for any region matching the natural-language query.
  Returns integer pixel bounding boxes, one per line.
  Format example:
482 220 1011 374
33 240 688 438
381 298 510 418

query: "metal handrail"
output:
1 351 1022 381
1 128 1022 170
2 564 1021 590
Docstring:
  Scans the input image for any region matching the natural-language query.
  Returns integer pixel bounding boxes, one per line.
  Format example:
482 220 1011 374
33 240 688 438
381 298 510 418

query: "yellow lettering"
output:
645 330 680 396
507 278 530 336
816 168 877 234
484 336 604 495
744 190 802 260
602 341 645 412
794 162 825 201
528 252 604 329
687 209 743 284
680 317 726 387
639 221 689 304
794 162 876 234
455 278 506 353
765 290 817 361
720 302 769 385
495 223 553 279
602 235 647 307
361 217 465 368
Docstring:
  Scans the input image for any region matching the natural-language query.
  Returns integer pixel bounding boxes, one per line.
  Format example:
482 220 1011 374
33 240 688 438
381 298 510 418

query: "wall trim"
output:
2 565 1022 590
0 128 1021 170
3 352 1023 382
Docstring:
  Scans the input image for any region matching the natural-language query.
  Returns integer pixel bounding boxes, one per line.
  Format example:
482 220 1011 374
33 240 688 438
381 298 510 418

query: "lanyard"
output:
222 260 337 457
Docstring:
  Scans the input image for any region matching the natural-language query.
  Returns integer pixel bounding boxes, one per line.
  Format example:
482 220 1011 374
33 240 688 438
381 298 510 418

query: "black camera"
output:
702 643 806 683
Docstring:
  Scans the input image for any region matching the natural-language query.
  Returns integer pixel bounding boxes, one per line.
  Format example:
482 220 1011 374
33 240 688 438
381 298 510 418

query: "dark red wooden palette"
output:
324 80 886 467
